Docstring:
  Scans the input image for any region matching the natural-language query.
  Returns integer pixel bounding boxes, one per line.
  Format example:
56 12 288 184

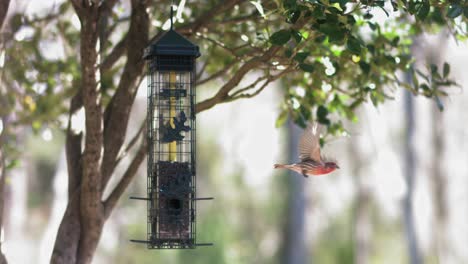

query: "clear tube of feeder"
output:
169 71 177 161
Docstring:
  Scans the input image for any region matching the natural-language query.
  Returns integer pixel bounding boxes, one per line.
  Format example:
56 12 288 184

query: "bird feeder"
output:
131 8 212 249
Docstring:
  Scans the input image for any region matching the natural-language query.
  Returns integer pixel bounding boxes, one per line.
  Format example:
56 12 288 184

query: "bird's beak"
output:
336 165 340 169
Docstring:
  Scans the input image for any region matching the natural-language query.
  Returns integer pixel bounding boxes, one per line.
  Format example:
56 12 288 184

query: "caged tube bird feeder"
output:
130 7 213 249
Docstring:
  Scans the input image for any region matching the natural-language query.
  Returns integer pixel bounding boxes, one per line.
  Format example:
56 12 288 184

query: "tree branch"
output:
100 35 127 72
101 0 148 191
228 67 294 101
99 0 119 13
66 109 83 198
228 75 268 98
195 46 281 113
75 7 105 264
194 14 312 113
65 92 84 198
50 189 82 264
207 13 259 26
197 34 244 58
196 60 237 86
1 7 12 262
0 148 8 264
150 0 247 42
0 0 10 31
70 0 85 18
196 60 208 80
114 117 146 166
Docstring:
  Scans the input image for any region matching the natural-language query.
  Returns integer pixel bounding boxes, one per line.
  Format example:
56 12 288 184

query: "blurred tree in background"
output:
1 1 12 263
0 0 467 263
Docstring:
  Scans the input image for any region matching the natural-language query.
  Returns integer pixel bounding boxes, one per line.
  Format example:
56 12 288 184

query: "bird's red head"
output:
325 162 340 170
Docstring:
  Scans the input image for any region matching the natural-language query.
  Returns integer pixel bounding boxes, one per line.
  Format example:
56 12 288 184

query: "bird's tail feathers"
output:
274 164 291 169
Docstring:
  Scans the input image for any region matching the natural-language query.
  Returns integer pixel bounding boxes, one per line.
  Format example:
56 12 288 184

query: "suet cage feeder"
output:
130 8 212 249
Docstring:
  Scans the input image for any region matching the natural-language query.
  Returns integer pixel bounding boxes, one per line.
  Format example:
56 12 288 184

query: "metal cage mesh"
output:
146 56 197 249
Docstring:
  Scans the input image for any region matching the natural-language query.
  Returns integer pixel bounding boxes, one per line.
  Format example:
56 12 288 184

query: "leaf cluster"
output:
1 0 466 145
267 0 465 135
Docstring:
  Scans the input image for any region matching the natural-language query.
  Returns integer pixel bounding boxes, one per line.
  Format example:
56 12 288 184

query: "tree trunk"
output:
424 34 449 263
51 5 104 263
402 85 423 264
282 120 307 264
0 149 8 264
0 0 10 32
348 122 372 264
430 104 448 262
0 2 11 262
50 1 148 263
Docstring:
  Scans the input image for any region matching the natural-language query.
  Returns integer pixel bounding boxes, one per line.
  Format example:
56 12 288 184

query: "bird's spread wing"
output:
298 123 323 163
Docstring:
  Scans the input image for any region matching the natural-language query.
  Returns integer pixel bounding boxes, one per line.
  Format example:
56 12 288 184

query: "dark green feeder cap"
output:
144 29 200 60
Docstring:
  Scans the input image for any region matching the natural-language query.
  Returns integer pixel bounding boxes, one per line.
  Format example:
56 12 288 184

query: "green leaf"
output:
447 5 463 18
345 109 358 122
416 1 430 20
443 62 450 78
434 96 444 111
391 0 398 11
412 70 419 90
316 105 330 125
275 111 288 128
430 64 441 78
6 159 20 170
377 5 390 17
346 15 356 25
294 52 309 63
287 10 301 24
346 37 362 55
11 14 23 32
359 61 370 75
299 105 312 121
283 0 297 9
419 83 430 95
349 98 364 110
293 113 307 128
32 120 42 132
270 29 291 45
391 36 400 47
291 29 303 43
314 34 327 43
299 63 315 72
464 7 468 19
370 93 378 107
250 1 266 18
319 24 347 43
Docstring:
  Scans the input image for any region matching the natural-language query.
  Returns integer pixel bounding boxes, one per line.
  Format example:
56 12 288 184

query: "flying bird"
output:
274 123 339 177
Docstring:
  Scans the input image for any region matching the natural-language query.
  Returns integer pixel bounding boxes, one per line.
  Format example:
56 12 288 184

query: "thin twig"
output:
228 75 268 98
100 35 128 72
114 118 146 165
198 34 241 58
103 134 146 218
206 13 259 26
228 67 295 101
197 60 238 86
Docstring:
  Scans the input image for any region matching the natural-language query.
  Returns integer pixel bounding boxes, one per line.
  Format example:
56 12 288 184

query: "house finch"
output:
274 123 339 177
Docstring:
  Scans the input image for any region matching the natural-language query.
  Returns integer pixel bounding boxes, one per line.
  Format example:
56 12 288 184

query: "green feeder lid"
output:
144 29 200 59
